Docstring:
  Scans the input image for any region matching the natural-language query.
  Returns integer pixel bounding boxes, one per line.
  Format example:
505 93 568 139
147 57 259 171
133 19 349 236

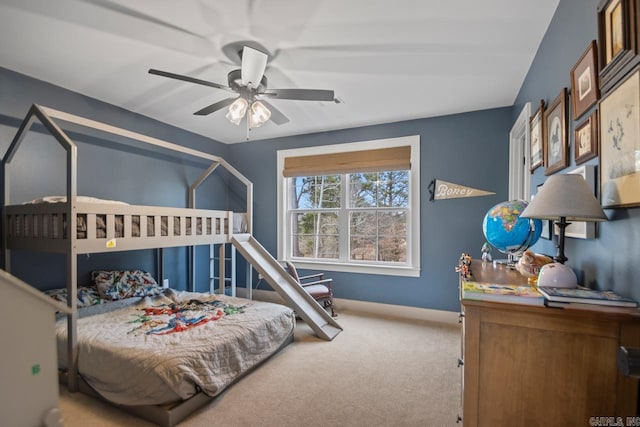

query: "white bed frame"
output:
2 104 265 426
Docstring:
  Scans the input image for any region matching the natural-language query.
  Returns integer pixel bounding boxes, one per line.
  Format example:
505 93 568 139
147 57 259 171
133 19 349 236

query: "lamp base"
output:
554 218 570 264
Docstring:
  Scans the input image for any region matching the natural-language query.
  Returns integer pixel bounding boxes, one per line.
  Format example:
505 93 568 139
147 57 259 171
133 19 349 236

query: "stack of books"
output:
461 280 639 310
538 286 639 309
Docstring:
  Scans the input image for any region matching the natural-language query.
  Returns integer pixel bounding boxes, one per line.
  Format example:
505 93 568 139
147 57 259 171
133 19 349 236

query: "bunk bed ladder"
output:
210 243 236 296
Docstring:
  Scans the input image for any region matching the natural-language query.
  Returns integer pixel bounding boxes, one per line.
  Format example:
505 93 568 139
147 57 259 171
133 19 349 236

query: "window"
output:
277 136 420 277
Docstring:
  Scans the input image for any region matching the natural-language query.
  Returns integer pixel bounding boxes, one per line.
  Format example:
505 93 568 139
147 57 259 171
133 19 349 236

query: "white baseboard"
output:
237 288 459 325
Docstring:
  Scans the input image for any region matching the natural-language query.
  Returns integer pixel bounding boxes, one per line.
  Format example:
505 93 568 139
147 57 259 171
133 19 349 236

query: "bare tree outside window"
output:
289 171 409 264
290 175 340 259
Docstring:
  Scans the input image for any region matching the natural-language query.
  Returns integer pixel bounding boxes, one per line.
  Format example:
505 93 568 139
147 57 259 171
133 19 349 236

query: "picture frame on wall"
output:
574 109 599 165
535 183 552 240
597 0 640 94
570 41 599 120
529 100 545 172
544 88 568 175
554 165 597 239
599 68 640 207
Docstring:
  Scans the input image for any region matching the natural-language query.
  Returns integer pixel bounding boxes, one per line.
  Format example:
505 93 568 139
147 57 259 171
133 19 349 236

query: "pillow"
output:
45 286 104 308
92 269 163 301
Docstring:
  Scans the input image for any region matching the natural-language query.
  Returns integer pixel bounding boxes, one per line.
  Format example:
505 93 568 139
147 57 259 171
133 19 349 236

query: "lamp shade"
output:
520 174 607 221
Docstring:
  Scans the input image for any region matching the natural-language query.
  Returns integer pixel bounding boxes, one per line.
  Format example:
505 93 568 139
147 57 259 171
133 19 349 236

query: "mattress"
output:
56 290 295 405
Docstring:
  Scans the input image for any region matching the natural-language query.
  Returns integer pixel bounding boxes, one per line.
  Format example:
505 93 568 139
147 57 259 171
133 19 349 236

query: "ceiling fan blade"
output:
83 0 204 39
193 98 238 116
260 100 290 125
263 88 335 102
222 40 273 66
148 69 233 92
240 46 268 88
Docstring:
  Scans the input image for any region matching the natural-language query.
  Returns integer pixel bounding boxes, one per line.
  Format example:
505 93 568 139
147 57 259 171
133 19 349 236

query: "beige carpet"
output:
58 310 461 427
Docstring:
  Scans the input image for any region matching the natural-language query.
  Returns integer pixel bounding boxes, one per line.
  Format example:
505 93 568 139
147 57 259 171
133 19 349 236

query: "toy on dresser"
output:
516 250 553 284
481 242 492 262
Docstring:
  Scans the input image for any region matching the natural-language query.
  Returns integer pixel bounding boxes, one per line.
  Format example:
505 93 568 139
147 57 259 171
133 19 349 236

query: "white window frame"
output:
277 135 420 277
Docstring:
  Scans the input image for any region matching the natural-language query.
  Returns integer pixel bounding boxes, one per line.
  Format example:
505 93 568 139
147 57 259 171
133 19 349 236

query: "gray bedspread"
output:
56 291 295 405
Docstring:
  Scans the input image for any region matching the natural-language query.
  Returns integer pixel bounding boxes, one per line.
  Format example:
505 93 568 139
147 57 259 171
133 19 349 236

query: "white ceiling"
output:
0 0 560 144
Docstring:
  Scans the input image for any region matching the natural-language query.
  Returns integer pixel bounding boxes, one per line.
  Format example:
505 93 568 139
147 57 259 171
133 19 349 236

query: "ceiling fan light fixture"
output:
225 97 249 125
248 100 271 128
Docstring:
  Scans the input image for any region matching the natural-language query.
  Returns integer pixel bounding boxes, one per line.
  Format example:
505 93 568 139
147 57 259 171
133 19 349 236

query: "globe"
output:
482 200 543 259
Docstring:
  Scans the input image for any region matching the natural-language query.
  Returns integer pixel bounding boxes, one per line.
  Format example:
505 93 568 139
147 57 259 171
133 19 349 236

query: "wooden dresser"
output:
459 259 640 426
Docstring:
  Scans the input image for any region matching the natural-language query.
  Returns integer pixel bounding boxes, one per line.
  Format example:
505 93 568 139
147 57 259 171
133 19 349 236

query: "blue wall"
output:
0 64 513 312
513 0 640 299
0 67 232 291
228 108 513 312
4 0 634 314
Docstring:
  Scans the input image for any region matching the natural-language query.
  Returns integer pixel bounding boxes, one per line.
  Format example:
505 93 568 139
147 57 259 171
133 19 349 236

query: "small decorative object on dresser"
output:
481 242 492 262
515 250 553 284
537 262 578 288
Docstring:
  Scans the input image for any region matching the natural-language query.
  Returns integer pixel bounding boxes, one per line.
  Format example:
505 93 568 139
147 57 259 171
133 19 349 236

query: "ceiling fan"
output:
148 46 335 128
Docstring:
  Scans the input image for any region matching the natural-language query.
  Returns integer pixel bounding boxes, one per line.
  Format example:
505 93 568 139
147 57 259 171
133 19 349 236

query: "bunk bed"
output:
2 104 295 426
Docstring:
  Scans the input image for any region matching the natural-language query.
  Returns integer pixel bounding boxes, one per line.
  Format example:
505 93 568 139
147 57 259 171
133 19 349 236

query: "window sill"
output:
285 260 421 277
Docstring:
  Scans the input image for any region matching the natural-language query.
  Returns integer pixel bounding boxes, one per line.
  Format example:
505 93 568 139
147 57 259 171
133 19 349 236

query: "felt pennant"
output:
428 179 495 201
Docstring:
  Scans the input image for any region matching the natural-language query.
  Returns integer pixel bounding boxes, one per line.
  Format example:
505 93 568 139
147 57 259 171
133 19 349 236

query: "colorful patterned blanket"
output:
128 298 246 335
56 291 295 405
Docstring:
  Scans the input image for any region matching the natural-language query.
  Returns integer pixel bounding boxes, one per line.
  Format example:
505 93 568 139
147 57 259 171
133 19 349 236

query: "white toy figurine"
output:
481 242 492 262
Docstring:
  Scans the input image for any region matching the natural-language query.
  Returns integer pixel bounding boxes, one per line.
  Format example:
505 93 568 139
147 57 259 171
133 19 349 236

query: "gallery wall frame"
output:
574 109 599 165
570 40 600 120
529 100 545 172
534 183 553 240
544 88 568 175
599 68 640 208
597 0 640 94
554 165 597 239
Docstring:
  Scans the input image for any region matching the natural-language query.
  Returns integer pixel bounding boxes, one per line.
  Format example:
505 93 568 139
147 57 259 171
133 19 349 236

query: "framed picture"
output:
535 184 553 240
574 109 599 165
570 41 599 120
544 88 568 175
599 68 640 207
554 165 597 239
597 0 640 94
529 100 545 172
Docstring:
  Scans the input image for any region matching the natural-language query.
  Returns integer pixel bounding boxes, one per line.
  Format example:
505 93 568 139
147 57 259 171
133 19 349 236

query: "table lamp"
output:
520 174 607 264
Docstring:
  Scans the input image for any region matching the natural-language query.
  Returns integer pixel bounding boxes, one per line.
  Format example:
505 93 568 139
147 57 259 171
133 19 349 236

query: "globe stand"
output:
492 252 520 270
